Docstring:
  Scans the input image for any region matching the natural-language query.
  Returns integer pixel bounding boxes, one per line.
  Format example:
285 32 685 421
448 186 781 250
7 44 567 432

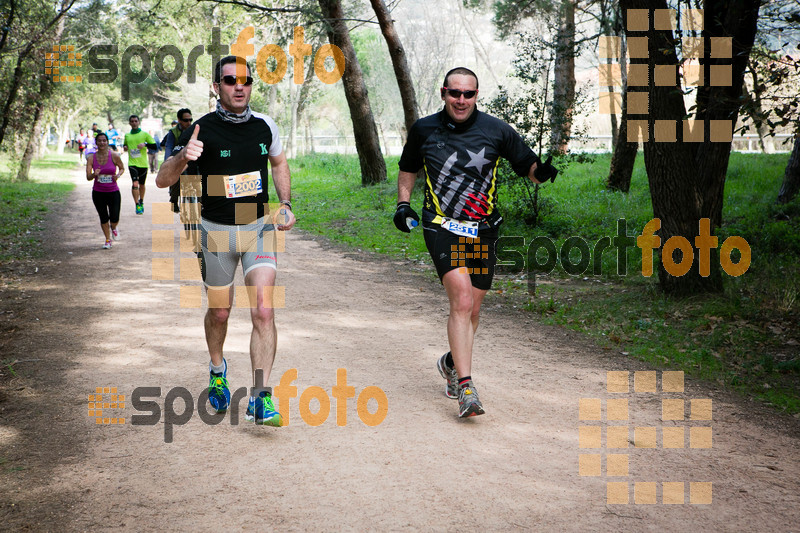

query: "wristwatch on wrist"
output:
279 200 292 210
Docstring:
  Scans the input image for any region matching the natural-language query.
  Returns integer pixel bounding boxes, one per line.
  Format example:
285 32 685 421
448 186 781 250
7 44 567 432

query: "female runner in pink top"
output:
86 133 125 249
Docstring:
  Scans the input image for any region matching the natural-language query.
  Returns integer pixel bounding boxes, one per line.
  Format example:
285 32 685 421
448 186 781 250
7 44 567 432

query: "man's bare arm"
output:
397 170 417 203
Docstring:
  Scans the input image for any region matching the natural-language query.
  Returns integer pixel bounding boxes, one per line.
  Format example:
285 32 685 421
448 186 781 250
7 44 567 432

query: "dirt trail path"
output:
1 167 798 531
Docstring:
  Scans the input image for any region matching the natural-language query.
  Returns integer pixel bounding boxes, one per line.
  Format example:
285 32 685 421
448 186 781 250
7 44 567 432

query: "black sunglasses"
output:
443 88 477 99
220 75 253 86
179 117 192 122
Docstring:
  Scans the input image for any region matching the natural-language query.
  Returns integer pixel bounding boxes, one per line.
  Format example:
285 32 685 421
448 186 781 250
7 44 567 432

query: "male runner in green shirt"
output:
123 115 157 215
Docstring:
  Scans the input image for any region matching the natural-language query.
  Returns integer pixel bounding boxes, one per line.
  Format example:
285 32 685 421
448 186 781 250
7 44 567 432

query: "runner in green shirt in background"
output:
123 115 157 215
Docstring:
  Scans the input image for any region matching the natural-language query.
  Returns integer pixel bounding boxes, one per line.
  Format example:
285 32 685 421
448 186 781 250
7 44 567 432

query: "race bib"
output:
97 174 114 184
224 171 263 198
130 149 141 158
441 217 479 238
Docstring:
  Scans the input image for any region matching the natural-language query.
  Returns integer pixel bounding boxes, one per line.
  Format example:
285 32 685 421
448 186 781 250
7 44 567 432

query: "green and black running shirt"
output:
399 109 539 228
174 111 282 225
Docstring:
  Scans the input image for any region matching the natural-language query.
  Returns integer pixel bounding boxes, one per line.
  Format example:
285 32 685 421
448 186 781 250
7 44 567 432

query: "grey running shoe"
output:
458 380 485 417
437 352 458 399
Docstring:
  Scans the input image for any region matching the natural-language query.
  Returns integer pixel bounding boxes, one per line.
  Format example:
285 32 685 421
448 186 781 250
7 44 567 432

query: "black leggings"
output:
92 190 121 224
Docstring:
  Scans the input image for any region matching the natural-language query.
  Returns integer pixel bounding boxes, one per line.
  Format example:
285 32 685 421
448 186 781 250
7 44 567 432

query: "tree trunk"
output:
318 0 386 186
606 98 638 191
742 65 772 153
607 32 637 192
56 106 84 155
0 54 29 150
294 51 318 154
369 0 419 137
0 0 15 56
306 116 315 154
778 133 800 204
693 0 760 227
16 105 44 181
621 0 760 295
268 84 277 118
548 0 576 154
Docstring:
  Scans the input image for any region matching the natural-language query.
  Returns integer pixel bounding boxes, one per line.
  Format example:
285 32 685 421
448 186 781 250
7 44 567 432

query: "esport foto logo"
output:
90 368 388 443
54 26 344 99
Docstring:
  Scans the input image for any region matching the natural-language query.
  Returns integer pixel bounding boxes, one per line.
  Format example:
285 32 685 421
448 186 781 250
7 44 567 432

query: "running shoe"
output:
138 201 144 215
102 240 112 249
208 358 230 413
254 389 282 426
458 380 485 418
244 396 256 422
111 228 119 241
437 352 459 399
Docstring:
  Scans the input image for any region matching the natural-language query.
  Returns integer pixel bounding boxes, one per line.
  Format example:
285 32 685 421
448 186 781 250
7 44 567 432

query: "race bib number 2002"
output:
441 217 479 238
224 171 263 198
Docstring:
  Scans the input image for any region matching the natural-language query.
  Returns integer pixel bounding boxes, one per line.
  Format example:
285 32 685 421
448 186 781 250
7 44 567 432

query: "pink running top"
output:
91 152 119 193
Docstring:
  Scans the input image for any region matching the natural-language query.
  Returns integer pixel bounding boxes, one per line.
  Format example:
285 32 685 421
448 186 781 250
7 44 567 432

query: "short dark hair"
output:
177 108 191 120
213 55 252 83
95 132 109 142
442 67 479 90
129 114 139 121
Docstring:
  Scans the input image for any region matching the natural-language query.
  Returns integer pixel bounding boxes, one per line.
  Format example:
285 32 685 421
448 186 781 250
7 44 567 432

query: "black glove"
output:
393 202 420 233
534 155 559 183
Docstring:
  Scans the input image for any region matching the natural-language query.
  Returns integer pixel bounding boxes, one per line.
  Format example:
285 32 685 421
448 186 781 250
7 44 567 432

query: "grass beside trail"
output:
290 152 800 414
0 153 77 263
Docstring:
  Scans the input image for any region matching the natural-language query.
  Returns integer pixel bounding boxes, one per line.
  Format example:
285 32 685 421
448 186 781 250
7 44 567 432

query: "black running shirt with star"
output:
399 109 538 227
174 110 282 225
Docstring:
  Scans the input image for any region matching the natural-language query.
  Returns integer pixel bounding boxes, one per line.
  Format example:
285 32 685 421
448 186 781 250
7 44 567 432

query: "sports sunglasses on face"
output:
442 88 477 99
220 75 253 86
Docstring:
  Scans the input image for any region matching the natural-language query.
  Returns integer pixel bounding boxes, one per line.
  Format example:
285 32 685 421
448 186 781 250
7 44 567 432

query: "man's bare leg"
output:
245 266 278 388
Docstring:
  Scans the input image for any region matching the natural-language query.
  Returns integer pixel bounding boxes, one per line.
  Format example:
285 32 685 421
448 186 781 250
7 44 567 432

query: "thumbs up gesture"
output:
182 124 203 162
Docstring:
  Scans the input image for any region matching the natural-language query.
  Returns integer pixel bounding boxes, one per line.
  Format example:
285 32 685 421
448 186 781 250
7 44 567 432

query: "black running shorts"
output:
129 165 147 185
423 224 499 290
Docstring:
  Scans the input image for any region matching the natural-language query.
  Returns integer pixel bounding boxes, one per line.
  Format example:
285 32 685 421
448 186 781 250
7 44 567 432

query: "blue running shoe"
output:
208 358 230 413
254 388 282 427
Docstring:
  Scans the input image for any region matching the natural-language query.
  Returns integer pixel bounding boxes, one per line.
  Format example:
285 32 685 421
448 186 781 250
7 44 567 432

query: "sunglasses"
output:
220 75 253 86
179 117 192 122
443 88 477 99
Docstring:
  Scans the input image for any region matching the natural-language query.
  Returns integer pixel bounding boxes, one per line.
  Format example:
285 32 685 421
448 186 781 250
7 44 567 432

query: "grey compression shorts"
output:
198 216 278 288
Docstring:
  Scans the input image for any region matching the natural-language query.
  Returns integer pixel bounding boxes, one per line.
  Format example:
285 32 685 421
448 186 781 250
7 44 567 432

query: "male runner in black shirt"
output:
394 67 557 417
156 56 296 427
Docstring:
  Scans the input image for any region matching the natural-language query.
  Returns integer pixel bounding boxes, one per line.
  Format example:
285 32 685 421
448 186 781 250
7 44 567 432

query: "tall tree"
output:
548 0 576 153
778 131 800 204
368 0 418 138
606 30 638 192
620 0 761 294
318 0 386 185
